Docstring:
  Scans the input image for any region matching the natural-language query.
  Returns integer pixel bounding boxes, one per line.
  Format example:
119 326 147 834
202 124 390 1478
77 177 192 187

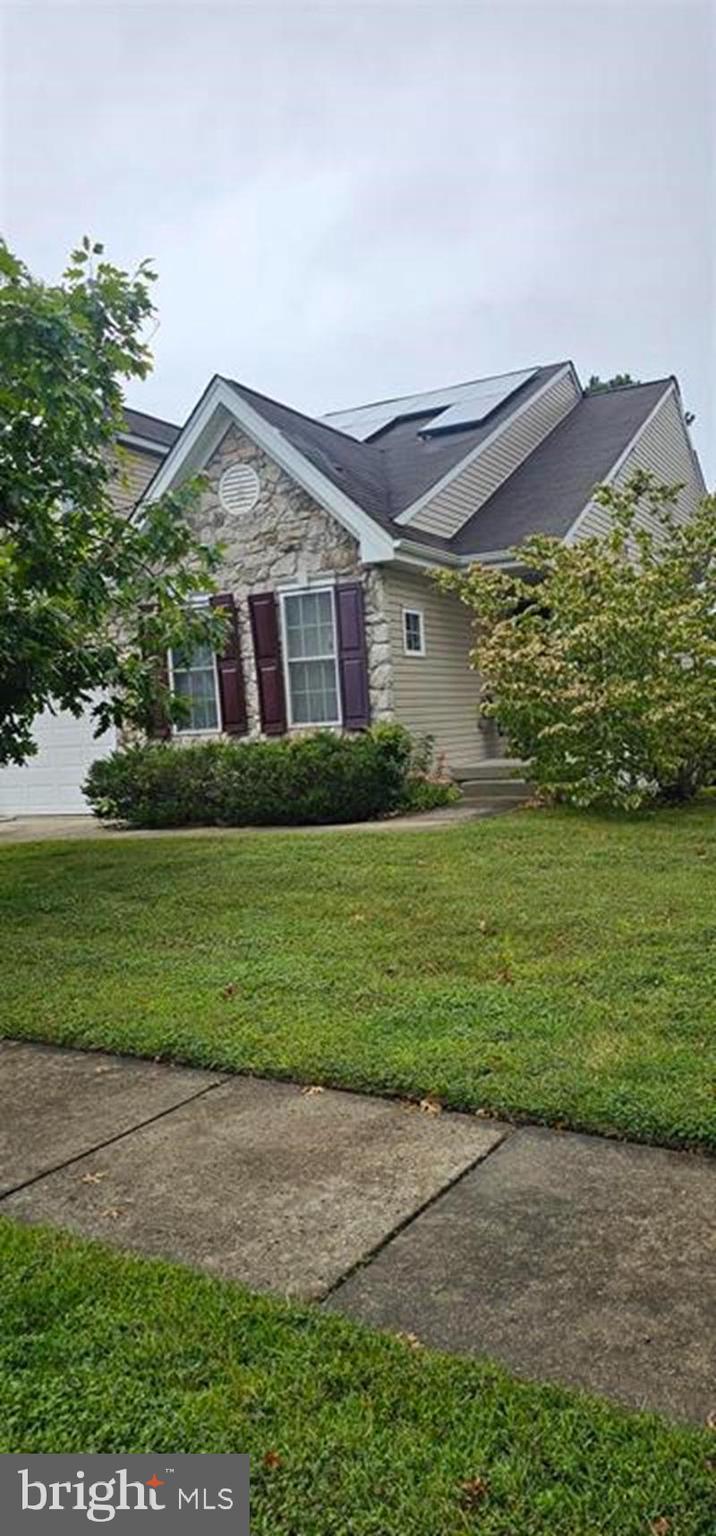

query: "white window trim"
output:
279 585 342 730
402 606 426 656
167 643 222 736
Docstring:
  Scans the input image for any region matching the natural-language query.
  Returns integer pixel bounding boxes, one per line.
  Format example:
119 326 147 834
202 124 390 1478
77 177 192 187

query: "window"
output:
281 588 341 726
403 608 425 655
169 640 220 732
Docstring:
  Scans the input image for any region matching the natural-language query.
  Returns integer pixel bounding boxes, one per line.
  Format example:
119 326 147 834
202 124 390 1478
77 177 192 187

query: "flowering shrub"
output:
439 472 716 809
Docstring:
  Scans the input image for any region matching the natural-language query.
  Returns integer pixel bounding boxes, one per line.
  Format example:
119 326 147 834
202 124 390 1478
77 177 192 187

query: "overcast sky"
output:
2 0 714 479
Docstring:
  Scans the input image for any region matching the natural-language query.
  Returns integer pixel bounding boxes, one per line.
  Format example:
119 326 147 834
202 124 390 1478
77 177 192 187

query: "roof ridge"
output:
583 376 674 398
222 376 377 451
324 361 571 419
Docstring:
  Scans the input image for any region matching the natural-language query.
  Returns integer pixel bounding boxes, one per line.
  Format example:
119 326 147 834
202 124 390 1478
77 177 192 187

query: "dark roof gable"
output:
454 380 673 554
121 407 181 450
128 368 689 557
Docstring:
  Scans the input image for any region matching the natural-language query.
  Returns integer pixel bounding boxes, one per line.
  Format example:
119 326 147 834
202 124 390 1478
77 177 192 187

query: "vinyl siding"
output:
385 566 490 770
573 389 705 542
108 444 163 514
406 369 580 539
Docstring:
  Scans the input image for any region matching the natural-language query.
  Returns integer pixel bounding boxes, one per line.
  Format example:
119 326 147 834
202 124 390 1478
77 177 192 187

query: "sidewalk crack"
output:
0 1078 229 1201
317 1123 514 1305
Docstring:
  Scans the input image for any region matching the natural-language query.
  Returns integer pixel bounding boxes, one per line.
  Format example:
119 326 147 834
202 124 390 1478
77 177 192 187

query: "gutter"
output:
117 433 170 458
393 537 516 571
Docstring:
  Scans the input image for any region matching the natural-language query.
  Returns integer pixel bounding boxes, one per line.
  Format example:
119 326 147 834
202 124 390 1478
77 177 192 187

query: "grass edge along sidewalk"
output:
1 1218 714 1536
1 802 715 1151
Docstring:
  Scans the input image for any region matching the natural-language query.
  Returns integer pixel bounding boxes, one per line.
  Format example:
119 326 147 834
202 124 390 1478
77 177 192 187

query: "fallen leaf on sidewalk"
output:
706 1410 716 1430
419 1097 442 1115
80 1171 108 1185
301 1084 325 1097
94 1066 112 1075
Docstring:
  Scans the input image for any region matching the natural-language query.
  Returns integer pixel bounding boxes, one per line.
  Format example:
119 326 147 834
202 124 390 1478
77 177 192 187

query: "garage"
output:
0 700 116 817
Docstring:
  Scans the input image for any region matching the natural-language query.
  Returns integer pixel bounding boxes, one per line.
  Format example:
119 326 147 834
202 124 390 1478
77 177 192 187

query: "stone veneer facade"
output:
189 424 393 735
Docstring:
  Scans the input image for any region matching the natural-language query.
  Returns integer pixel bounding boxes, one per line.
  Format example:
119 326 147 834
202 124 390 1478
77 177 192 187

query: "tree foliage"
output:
439 472 716 808
585 373 639 394
0 237 223 767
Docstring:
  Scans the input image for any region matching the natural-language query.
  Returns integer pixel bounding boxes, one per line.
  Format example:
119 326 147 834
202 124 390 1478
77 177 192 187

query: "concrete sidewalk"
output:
1 1040 714 1424
0 803 497 843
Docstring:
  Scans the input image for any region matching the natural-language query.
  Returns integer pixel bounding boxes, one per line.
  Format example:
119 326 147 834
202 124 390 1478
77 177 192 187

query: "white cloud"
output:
2 0 713 475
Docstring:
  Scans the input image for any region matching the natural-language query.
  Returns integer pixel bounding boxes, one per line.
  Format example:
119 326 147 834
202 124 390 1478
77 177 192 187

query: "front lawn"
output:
1 803 714 1148
1 1219 713 1535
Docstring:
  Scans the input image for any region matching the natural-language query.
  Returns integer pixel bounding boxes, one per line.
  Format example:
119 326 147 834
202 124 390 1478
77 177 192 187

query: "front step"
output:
452 758 525 783
459 778 531 803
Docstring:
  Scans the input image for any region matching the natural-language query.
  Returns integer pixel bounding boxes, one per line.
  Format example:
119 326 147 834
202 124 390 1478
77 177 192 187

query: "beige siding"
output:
574 389 705 542
385 565 490 770
108 444 162 514
406 369 580 539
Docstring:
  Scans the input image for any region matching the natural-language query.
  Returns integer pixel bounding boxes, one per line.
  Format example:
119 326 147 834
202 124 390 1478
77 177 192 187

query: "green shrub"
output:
84 725 416 828
399 776 461 814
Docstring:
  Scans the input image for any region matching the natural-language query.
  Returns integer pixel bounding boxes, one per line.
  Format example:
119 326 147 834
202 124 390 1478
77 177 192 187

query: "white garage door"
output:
0 699 116 816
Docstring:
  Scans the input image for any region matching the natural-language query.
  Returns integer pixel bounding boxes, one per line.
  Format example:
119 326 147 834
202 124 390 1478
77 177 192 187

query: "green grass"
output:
1 1218 713 1534
1 803 715 1148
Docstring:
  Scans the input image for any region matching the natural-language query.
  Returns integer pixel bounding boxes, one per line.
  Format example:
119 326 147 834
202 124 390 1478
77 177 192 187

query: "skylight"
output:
419 369 537 435
323 368 538 441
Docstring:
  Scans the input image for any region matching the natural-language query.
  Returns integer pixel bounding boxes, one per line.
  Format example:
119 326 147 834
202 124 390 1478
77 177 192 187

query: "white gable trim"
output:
138 376 395 564
563 382 677 545
393 363 579 527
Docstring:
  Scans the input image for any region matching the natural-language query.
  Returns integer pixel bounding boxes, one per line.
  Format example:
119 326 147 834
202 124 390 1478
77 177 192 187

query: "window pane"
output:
284 590 335 659
173 665 218 731
404 611 423 652
173 639 215 672
288 659 339 724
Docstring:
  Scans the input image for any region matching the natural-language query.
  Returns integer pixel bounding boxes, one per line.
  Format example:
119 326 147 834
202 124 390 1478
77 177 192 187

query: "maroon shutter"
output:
249 592 286 735
149 657 172 739
211 592 248 735
335 583 370 730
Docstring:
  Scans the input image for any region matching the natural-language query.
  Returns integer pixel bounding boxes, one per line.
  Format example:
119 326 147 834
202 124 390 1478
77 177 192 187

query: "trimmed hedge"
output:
83 726 451 828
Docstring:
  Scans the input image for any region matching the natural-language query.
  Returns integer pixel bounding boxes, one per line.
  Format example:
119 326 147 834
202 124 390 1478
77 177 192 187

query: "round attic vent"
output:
218 463 260 516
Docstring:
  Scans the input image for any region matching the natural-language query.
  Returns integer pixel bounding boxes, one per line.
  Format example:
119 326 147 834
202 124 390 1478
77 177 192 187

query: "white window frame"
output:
167 637 222 736
279 585 342 729
402 607 426 656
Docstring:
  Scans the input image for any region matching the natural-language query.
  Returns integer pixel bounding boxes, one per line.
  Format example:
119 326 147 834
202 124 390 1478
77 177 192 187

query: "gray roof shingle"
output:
226 365 567 526
453 381 673 554
132 371 682 556
122 408 181 449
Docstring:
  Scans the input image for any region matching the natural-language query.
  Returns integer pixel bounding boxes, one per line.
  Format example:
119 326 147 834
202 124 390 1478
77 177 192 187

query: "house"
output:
0 363 705 815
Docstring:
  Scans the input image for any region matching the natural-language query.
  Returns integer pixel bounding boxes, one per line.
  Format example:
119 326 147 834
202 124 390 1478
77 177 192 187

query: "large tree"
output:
439 472 716 808
0 237 222 767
